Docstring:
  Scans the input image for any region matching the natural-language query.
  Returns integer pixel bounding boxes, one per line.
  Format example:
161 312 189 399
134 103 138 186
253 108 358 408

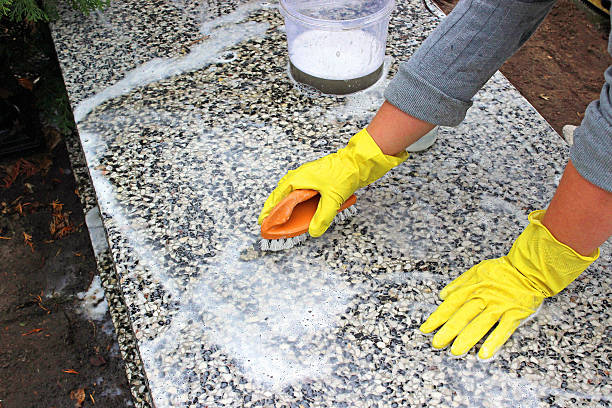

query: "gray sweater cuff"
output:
384 0 555 126
569 30 612 193
570 101 612 193
384 69 472 126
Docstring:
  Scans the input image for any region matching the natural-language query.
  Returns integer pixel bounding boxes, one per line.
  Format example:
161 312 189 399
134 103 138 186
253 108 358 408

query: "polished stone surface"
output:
52 0 611 406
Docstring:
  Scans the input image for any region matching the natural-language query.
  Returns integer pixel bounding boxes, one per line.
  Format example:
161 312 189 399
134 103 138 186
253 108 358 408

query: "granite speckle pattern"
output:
64 130 154 407
53 0 611 407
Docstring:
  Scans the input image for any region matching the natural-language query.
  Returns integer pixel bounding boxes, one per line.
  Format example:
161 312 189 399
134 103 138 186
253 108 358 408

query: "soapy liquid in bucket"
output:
289 30 382 81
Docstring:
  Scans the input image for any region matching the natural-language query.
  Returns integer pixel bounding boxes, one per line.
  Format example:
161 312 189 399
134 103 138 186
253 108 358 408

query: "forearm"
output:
549 30 612 255
542 160 612 256
367 0 557 155
367 101 435 156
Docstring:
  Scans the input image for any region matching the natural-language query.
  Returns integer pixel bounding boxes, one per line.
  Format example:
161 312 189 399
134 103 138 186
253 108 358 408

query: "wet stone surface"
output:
51 0 611 407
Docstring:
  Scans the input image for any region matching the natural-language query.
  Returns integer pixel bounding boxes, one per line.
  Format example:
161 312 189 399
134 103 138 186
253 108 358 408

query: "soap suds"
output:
77 275 108 321
73 3 269 123
289 30 383 80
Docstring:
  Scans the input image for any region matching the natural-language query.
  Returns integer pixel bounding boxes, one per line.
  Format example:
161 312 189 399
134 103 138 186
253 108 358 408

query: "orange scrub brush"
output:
259 189 357 251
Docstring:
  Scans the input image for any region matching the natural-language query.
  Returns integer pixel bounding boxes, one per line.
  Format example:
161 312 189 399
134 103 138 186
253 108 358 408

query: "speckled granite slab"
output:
51 0 611 406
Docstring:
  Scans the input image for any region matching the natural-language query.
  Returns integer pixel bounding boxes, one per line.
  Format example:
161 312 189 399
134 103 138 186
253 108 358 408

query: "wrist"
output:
507 210 599 296
542 160 612 256
345 129 409 189
367 101 436 156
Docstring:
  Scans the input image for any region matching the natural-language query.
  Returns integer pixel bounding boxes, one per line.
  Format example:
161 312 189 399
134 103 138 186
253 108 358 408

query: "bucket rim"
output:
279 0 395 29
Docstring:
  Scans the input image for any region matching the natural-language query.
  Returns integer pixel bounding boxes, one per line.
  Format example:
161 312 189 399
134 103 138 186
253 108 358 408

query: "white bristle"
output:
260 205 358 251
270 239 283 251
259 239 269 251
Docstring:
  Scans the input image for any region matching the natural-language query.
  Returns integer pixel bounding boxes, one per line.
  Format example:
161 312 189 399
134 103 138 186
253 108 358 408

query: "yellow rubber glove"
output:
258 128 408 237
420 210 599 359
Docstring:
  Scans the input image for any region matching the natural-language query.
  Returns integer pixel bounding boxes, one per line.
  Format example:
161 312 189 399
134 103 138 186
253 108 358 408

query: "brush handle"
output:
260 190 357 240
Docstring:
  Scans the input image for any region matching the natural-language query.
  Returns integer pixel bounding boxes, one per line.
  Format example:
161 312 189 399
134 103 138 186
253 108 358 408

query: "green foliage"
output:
0 0 110 22
3 0 48 22
35 72 76 135
0 1 13 18
68 0 109 14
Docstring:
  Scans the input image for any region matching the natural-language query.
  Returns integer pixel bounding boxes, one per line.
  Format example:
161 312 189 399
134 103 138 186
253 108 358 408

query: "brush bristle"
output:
260 206 357 251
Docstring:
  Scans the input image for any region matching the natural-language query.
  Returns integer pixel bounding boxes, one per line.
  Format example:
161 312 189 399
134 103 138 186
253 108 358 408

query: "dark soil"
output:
434 0 612 134
0 19 132 408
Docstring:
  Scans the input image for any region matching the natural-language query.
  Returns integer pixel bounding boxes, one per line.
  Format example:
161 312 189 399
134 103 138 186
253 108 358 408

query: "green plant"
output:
36 72 76 134
0 0 110 22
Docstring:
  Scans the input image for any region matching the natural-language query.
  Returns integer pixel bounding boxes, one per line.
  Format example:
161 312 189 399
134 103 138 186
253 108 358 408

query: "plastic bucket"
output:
280 0 395 94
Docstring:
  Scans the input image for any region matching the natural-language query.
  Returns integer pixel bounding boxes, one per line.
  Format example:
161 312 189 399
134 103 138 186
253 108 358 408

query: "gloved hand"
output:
420 210 599 359
258 128 408 237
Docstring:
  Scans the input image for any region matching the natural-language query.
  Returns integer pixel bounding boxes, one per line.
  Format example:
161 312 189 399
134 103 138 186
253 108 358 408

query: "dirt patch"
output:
434 0 612 134
0 142 132 408
0 18 132 408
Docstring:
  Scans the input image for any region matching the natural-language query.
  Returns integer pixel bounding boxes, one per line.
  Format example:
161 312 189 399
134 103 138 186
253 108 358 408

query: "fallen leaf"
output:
22 328 43 336
44 126 63 151
50 200 76 239
31 291 51 314
23 183 35 194
23 232 34 252
38 157 53 175
17 77 34 91
70 388 86 407
63 369 80 374
538 94 550 101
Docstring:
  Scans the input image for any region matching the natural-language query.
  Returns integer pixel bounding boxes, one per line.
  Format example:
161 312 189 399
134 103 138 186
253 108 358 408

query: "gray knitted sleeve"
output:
570 36 612 192
384 0 556 126
385 0 611 191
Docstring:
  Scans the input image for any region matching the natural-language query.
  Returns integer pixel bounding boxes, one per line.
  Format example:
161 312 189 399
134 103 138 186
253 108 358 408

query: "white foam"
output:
73 3 269 123
76 275 108 321
81 117 360 400
289 30 383 80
